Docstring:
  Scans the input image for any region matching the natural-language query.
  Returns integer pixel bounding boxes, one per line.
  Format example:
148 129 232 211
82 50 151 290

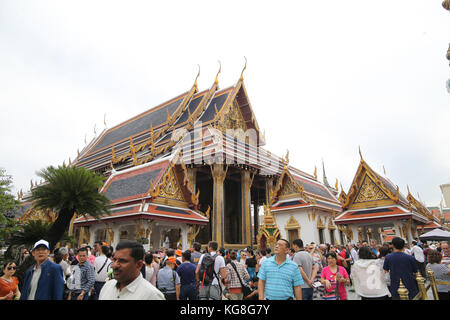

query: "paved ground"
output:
331 281 436 300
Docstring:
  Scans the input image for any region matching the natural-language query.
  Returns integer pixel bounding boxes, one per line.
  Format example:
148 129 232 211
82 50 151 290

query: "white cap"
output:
32 239 50 251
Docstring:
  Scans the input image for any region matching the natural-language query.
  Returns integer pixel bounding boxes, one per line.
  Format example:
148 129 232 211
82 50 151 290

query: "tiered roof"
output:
270 163 342 214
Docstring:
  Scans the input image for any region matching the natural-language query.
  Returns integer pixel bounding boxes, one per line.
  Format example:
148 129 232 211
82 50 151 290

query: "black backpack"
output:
198 253 219 287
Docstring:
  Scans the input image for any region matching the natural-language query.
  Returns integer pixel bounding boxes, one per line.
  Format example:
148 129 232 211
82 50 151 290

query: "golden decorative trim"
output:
158 168 185 202
285 215 301 232
317 216 325 229
354 174 389 203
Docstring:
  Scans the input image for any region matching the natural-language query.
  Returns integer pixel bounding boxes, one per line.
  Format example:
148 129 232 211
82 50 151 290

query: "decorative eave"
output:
406 187 434 221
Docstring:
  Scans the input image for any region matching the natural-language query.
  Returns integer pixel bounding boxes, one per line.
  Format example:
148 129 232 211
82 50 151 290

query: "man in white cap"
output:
20 240 65 300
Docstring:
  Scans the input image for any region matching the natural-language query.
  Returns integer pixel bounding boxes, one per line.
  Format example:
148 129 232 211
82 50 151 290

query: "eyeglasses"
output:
7 266 16 270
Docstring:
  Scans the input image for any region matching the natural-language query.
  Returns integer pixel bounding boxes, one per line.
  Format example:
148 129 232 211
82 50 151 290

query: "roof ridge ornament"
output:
194 64 200 88
359 145 364 161
214 60 221 85
240 56 247 81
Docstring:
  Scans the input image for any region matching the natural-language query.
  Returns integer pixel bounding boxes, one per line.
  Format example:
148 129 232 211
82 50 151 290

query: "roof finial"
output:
285 149 289 164
314 166 317 179
84 133 87 145
383 165 386 176
335 178 339 190
240 56 247 81
407 184 411 194
94 124 97 135
104 113 107 128
322 158 330 187
194 64 200 88
214 60 221 85
359 145 363 161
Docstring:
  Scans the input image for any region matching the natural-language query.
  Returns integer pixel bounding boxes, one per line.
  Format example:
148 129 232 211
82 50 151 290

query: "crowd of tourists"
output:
1 237 449 300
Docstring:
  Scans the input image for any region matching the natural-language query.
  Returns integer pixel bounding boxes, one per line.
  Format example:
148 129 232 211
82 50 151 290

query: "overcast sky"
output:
1 1 449 207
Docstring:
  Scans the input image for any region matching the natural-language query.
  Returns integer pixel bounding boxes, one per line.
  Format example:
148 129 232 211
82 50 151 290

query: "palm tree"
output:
30 164 111 250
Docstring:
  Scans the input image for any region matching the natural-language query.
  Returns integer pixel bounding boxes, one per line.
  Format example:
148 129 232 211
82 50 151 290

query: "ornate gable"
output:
342 158 400 210
354 174 389 203
158 167 185 202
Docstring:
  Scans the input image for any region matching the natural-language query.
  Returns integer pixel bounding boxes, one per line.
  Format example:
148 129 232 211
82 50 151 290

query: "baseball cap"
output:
32 240 50 251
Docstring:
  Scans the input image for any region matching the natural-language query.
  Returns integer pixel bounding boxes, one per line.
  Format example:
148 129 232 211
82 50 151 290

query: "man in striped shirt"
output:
258 239 303 300
68 247 95 300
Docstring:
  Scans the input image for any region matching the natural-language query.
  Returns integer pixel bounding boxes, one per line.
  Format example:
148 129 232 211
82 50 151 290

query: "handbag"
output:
230 262 253 298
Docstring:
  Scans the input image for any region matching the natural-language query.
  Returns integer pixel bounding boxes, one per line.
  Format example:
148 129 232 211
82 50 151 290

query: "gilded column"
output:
187 167 197 193
210 164 227 247
265 177 274 204
241 170 253 246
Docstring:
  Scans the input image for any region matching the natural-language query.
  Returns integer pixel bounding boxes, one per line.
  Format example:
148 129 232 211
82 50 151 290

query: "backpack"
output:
198 253 219 287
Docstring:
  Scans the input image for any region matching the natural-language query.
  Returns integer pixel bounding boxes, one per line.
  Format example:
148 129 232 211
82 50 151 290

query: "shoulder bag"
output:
230 262 253 298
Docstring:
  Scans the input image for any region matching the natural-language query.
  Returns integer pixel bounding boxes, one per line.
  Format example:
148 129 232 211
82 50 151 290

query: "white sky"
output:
1 1 449 207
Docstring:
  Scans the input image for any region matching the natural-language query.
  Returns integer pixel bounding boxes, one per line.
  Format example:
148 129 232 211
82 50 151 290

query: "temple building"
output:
334 153 446 244
16 65 445 250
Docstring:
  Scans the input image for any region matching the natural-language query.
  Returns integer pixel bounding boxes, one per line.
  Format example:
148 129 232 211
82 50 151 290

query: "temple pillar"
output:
211 164 227 247
241 170 253 246
187 167 197 193
265 177 274 204
253 203 259 244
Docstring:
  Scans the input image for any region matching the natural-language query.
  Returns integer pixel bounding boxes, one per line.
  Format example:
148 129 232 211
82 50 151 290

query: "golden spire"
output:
285 149 289 164
194 64 200 88
314 166 317 179
335 178 338 190
240 56 247 81
214 60 221 85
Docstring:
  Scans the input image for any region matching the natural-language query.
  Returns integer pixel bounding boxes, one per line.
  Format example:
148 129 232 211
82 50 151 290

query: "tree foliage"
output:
0 168 21 245
31 164 112 250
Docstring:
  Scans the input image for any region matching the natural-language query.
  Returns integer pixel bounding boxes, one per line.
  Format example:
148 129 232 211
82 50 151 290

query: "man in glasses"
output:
20 240 65 300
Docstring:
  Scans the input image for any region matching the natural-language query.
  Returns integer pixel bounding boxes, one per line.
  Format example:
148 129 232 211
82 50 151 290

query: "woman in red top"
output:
0 261 21 300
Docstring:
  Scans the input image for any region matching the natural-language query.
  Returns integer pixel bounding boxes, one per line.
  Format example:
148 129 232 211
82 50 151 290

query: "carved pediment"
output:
285 215 300 230
158 168 185 202
354 174 389 203
279 178 301 198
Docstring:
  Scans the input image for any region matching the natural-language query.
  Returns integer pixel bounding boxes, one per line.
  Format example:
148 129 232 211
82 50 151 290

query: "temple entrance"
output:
224 169 242 244
195 169 213 244
163 229 181 249
288 229 299 246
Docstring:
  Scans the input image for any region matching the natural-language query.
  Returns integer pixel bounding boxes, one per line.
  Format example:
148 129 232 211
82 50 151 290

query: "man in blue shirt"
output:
383 237 419 299
258 239 303 300
176 250 198 300
20 240 65 300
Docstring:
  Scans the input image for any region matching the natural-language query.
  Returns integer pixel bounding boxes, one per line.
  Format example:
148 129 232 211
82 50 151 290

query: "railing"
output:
397 267 450 300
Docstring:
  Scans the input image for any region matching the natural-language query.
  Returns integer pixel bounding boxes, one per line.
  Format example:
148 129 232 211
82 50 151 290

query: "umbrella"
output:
419 229 450 242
